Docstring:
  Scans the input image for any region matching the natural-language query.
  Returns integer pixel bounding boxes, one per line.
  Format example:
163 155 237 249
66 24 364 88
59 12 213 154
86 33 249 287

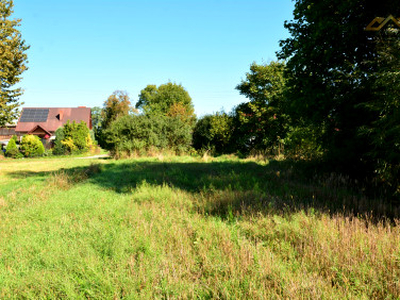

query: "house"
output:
0 124 16 149
15 106 92 139
0 124 16 139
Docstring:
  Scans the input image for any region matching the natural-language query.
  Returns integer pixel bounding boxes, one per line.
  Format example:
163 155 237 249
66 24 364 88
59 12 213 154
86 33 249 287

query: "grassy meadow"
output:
0 155 399 298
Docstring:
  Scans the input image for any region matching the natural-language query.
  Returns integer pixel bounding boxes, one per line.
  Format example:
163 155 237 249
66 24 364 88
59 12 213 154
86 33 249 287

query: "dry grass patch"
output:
47 163 102 190
239 211 400 298
0 196 6 207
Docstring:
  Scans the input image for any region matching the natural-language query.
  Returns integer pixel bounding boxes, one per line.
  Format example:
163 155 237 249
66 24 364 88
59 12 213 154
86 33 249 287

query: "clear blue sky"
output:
13 0 294 116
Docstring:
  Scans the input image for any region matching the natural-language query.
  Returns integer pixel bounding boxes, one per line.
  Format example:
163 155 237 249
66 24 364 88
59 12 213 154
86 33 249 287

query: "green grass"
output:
0 155 399 298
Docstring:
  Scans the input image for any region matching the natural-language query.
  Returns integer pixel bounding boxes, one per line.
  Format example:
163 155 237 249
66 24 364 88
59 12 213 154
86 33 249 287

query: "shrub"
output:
193 113 233 155
283 125 324 160
5 138 19 158
164 115 192 152
105 114 192 157
53 127 66 155
61 137 78 153
20 135 45 157
53 121 92 155
73 122 91 151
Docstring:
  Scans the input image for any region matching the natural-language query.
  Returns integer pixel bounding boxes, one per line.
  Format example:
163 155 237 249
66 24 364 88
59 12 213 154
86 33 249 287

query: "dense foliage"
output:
100 82 196 157
101 91 132 129
136 82 196 126
104 114 192 157
360 25 400 194
279 0 400 175
20 135 44 157
192 61 322 158
53 121 92 155
192 112 233 155
277 0 400 193
0 0 29 126
95 91 132 147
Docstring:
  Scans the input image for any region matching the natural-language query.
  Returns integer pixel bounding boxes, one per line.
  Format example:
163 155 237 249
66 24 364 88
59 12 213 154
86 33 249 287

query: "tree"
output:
101 90 132 129
136 82 195 126
278 0 400 174
53 121 91 155
193 112 233 154
233 61 288 154
0 0 29 126
360 25 400 194
97 91 132 148
5 136 18 157
53 127 66 155
68 121 91 152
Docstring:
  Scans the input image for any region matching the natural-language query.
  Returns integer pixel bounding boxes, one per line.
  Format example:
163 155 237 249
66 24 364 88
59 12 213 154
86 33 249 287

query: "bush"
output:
283 125 324 160
53 121 92 155
104 114 192 157
193 113 233 155
20 135 45 157
5 138 20 158
53 127 66 155
164 115 193 152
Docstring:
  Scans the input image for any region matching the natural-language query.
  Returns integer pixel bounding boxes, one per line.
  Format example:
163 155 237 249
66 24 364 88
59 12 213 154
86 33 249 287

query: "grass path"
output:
0 156 399 298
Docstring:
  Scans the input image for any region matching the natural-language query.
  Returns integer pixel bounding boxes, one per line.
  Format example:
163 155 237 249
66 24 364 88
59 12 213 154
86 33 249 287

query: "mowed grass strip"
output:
0 156 399 298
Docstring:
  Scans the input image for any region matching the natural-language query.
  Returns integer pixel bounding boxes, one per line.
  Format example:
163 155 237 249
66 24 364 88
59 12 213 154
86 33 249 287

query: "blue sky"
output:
14 0 294 116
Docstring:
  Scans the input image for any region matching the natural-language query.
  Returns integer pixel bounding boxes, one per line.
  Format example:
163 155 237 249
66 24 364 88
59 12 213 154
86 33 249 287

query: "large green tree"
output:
0 0 29 126
360 24 400 193
136 82 195 126
233 61 288 154
278 0 400 174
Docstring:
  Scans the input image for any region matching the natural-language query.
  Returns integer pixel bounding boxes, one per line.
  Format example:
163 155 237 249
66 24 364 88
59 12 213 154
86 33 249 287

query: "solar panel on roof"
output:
20 108 49 122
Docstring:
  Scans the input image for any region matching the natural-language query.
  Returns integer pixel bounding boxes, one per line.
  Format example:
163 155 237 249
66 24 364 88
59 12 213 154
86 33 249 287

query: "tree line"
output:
92 83 195 158
92 0 400 198
1 0 400 196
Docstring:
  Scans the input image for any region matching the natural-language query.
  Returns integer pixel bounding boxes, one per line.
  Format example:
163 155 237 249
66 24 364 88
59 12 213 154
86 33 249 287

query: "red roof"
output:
28 124 52 136
15 107 92 133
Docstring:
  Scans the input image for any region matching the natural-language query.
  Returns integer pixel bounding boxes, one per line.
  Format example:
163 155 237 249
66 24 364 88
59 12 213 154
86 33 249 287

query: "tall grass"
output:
0 156 398 298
